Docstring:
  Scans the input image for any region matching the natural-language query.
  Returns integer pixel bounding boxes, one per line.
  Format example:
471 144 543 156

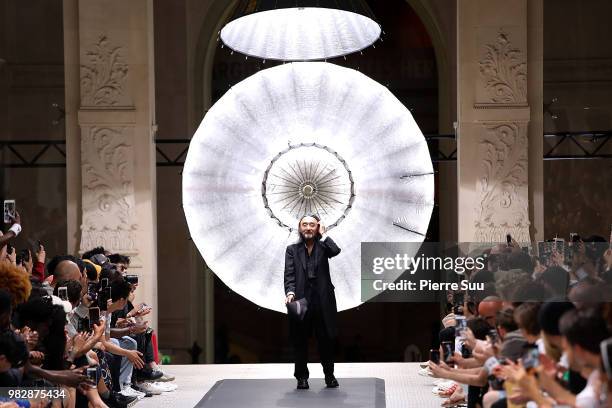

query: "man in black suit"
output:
284 214 341 390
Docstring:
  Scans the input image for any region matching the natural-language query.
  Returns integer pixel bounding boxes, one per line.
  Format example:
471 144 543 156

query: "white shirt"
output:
576 369 601 408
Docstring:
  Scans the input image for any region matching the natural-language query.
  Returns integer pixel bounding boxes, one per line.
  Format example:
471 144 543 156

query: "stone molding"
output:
80 34 132 108
79 126 139 258
477 31 527 107
474 122 530 242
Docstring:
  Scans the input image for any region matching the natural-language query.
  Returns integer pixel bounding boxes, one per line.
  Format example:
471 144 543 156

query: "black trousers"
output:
291 279 335 380
130 330 155 364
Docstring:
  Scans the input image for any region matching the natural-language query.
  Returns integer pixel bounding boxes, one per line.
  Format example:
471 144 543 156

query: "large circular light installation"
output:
220 7 381 61
262 143 355 231
183 62 434 313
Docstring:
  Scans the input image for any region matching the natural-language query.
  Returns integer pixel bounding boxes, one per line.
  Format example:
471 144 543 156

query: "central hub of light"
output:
301 184 315 198
262 143 355 231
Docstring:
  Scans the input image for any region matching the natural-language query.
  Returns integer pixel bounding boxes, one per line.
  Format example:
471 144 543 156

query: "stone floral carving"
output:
80 35 129 106
479 31 527 104
80 127 138 254
474 123 530 242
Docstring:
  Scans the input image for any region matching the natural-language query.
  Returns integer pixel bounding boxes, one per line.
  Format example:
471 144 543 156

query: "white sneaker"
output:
120 385 146 400
418 367 433 377
148 382 178 392
135 381 165 395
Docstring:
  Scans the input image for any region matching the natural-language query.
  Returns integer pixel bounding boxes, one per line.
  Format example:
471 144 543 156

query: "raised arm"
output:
320 235 341 258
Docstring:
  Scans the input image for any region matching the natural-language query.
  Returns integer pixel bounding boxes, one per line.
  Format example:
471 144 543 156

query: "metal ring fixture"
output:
261 142 355 231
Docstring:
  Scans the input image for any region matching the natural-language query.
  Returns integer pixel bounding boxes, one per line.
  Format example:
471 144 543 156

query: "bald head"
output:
479 296 503 326
53 260 81 285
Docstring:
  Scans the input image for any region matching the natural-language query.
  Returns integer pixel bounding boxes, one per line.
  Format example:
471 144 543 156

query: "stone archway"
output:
192 0 454 363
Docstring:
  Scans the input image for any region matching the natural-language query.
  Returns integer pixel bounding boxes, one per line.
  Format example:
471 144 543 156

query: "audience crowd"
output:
2 208 611 408
423 235 612 407
0 212 176 408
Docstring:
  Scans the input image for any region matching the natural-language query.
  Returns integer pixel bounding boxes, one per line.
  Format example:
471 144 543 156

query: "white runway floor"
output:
137 362 448 408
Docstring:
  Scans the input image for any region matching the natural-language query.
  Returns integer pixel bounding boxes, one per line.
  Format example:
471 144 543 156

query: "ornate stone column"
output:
457 0 543 243
64 0 158 328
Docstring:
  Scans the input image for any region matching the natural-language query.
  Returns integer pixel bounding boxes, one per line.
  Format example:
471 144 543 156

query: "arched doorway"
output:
200 0 443 363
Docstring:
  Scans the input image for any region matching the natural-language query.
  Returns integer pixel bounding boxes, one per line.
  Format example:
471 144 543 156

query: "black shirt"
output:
305 244 317 279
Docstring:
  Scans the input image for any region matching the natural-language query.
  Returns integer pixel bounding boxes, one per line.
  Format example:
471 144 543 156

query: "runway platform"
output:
137 363 448 408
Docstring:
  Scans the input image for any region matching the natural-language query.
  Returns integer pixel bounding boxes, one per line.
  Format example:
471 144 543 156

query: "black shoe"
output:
102 391 138 408
297 378 309 389
137 368 163 381
325 375 339 388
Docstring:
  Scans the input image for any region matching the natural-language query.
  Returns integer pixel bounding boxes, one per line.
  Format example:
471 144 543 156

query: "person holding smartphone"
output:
0 210 21 249
284 214 341 390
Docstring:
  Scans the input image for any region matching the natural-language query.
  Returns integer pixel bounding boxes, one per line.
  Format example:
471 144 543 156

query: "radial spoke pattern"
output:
262 143 355 230
183 62 434 313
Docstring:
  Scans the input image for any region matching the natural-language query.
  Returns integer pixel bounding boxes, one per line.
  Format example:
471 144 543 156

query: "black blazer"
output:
284 236 341 337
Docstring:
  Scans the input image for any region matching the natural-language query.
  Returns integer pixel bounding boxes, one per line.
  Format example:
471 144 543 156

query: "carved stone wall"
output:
477 30 527 106
457 0 543 244
79 126 139 256
80 35 132 108
474 122 530 242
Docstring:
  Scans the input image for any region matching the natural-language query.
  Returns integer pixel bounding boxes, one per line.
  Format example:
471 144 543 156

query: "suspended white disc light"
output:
220 0 382 61
183 62 434 313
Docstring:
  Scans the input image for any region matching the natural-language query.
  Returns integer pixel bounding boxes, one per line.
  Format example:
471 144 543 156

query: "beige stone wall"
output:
457 0 543 244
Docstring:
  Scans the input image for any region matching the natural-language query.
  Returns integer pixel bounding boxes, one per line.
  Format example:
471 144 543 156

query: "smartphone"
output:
429 349 440 364
538 240 561 267
453 292 465 315
488 328 499 346
58 286 68 301
522 344 539 373
125 274 138 285
3 200 15 224
601 337 612 378
506 233 512 246
441 341 454 364
78 317 89 333
100 278 109 289
85 367 98 388
98 287 111 311
87 282 98 302
88 307 100 329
